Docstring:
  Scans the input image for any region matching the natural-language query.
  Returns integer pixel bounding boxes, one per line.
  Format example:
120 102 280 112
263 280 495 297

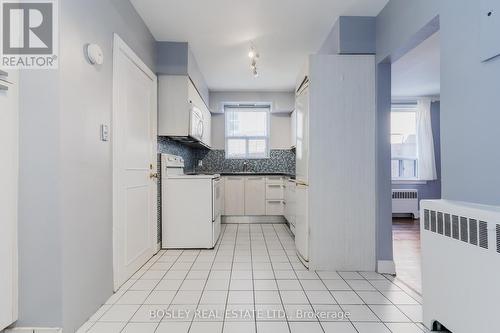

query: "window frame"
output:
224 105 271 160
391 105 419 181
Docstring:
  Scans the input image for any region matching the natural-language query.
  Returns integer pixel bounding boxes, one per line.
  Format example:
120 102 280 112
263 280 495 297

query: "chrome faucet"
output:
243 161 248 172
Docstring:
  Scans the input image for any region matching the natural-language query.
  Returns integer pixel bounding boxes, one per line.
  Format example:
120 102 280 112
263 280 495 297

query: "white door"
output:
113 35 158 290
295 85 309 184
295 184 309 264
0 69 19 330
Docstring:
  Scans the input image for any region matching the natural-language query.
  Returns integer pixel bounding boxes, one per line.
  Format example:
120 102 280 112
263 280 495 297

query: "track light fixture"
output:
249 44 260 77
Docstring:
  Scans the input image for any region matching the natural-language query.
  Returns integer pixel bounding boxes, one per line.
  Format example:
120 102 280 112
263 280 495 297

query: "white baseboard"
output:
377 260 396 275
5 328 61 333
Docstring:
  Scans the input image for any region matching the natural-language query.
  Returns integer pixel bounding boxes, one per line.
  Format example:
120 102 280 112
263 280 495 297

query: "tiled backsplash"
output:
196 149 296 174
158 136 199 172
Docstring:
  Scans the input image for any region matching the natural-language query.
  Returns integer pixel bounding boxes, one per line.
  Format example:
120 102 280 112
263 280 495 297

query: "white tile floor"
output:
78 224 428 333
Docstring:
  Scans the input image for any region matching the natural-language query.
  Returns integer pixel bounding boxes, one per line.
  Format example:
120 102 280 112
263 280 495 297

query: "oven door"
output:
212 177 222 221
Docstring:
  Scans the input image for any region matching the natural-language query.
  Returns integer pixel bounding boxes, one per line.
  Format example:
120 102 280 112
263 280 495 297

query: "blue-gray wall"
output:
378 1 500 205
318 17 376 55
17 0 156 331
392 101 441 205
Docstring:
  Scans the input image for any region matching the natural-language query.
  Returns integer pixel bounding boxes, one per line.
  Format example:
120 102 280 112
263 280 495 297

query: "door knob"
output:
149 172 159 179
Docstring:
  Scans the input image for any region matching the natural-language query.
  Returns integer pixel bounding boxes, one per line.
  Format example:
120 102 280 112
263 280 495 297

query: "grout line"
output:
186 224 226 332
221 224 239 332
261 224 291 332
271 223 324 332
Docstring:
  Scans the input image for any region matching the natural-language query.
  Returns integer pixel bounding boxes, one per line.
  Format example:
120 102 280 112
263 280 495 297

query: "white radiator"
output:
392 189 419 218
421 200 500 332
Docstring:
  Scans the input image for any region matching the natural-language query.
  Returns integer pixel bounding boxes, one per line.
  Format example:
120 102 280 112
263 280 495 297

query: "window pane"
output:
248 139 267 157
401 160 417 178
227 110 267 137
225 107 270 159
391 111 417 159
391 160 400 178
227 139 246 158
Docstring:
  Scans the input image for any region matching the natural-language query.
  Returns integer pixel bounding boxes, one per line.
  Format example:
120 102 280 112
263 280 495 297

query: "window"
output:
391 106 418 180
225 106 270 159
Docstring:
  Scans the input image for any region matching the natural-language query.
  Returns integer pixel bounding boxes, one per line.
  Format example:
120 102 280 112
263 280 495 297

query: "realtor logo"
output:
1 0 58 69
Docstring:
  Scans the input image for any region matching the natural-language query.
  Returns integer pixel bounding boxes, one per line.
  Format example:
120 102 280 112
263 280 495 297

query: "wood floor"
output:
393 217 422 294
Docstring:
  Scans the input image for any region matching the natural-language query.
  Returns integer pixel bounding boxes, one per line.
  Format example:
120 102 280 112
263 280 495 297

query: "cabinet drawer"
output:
266 183 285 199
266 176 285 185
266 200 284 216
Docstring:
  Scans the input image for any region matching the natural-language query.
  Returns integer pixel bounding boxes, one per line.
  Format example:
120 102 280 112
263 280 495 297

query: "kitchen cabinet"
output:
265 176 285 215
266 200 284 216
222 176 287 217
244 177 266 215
158 75 211 148
290 109 297 149
224 177 245 215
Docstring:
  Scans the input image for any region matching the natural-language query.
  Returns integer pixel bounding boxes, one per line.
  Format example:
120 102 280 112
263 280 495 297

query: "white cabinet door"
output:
0 69 19 330
290 109 297 148
224 177 245 215
244 177 266 215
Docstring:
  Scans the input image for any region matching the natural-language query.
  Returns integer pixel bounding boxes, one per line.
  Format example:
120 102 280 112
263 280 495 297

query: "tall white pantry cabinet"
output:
301 55 376 271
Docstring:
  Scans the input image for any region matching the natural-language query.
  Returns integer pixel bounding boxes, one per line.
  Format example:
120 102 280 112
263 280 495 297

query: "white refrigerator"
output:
294 80 310 266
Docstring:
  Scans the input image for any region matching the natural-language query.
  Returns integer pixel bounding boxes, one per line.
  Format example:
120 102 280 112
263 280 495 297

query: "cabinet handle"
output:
268 200 283 204
268 184 283 188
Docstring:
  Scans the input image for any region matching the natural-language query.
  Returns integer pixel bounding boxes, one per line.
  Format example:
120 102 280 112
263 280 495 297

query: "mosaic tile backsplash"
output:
196 149 296 175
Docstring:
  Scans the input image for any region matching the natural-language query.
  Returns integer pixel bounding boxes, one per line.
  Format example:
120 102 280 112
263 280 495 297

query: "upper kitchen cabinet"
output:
156 42 211 148
156 42 209 104
158 75 212 148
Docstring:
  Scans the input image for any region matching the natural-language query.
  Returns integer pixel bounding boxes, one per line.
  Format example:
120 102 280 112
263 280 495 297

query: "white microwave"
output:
189 103 204 142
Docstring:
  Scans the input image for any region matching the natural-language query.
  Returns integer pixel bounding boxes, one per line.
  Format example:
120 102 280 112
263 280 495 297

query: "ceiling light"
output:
248 49 256 59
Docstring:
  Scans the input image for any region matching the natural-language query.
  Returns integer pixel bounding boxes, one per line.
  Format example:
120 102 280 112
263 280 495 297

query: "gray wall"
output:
318 17 376 55
392 101 441 205
377 1 500 206
17 0 156 331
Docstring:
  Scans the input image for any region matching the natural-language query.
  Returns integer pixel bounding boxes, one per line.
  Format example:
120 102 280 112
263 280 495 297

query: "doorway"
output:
112 34 158 290
390 31 441 293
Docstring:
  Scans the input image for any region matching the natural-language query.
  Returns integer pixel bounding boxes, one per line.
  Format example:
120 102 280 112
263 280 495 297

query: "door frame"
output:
112 34 158 291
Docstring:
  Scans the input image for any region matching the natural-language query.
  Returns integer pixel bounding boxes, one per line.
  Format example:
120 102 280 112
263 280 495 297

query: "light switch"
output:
100 124 109 141
480 0 500 62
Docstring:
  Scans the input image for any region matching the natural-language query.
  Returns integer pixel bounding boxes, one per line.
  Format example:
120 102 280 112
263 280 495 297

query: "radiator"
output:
392 189 419 218
421 200 500 332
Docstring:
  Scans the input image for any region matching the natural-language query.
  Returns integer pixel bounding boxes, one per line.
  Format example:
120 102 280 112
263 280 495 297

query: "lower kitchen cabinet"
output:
222 175 287 217
244 177 266 215
266 200 285 215
224 176 245 215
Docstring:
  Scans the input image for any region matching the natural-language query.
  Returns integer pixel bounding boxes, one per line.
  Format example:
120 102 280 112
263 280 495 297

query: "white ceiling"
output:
392 32 440 98
131 0 389 91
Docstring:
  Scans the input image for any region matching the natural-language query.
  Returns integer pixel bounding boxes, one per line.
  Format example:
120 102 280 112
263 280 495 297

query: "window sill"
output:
392 179 428 185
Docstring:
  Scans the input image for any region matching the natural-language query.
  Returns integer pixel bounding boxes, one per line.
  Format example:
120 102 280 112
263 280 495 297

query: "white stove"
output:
161 154 222 249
